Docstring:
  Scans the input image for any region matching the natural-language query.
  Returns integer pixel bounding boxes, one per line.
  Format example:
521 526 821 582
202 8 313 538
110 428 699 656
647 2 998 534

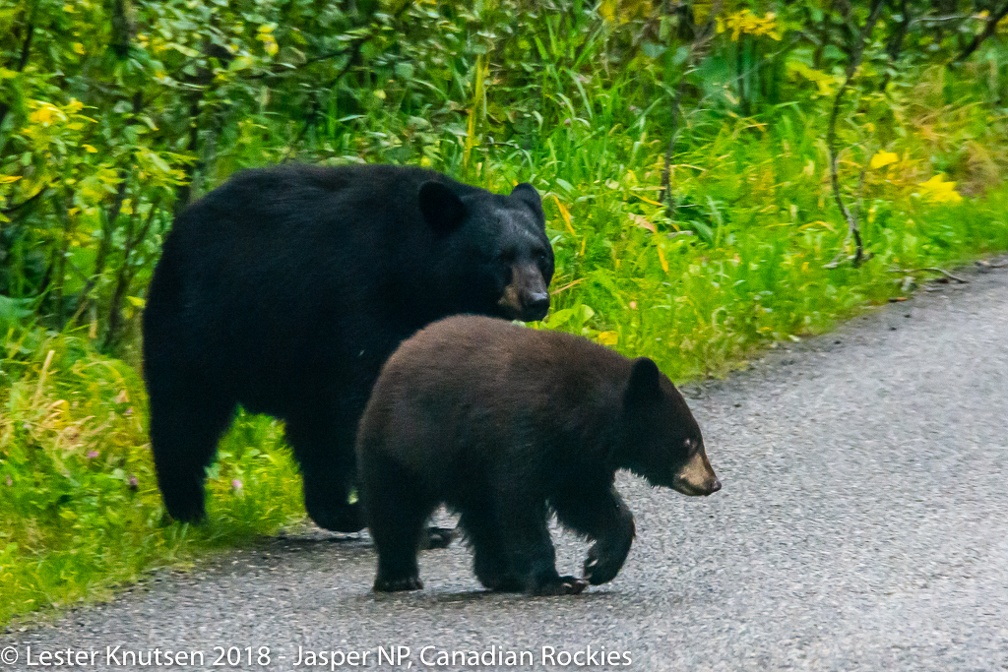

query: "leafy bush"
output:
2 0 1008 624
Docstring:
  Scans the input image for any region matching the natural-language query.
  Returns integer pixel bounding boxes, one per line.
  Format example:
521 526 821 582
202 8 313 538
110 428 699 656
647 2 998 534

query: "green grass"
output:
546 186 1008 381
3 39 1008 626
0 326 301 625
4 181 1007 626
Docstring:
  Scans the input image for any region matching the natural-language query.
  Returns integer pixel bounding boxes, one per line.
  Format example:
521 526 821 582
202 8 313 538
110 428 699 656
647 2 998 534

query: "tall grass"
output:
2 8 1008 625
0 325 300 625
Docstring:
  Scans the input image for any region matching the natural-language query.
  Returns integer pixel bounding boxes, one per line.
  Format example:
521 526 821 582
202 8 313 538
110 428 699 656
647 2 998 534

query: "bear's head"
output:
418 180 554 322
621 357 721 497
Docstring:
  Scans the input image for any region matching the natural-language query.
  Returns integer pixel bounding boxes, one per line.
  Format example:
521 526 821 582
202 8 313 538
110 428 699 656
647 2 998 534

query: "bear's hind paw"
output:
373 575 424 592
423 526 456 549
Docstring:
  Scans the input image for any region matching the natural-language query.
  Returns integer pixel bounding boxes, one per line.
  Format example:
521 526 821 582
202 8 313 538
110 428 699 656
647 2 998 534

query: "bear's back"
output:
361 316 632 469
147 165 480 333
382 315 630 396
167 163 470 246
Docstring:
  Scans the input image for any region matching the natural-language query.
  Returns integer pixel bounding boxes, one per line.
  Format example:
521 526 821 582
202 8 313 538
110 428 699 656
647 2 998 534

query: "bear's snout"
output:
671 449 720 497
498 268 551 321
523 290 550 321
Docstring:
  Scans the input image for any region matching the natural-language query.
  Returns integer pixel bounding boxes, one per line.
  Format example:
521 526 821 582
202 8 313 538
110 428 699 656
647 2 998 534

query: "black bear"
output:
143 164 553 532
356 315 721 595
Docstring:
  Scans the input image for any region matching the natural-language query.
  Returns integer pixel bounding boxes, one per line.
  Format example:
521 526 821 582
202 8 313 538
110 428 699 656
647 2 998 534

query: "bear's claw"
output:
532 576 588 596
583 544 627 585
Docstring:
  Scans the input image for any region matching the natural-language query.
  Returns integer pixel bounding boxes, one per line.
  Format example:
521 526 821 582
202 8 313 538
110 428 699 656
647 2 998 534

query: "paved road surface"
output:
5 259 1008 672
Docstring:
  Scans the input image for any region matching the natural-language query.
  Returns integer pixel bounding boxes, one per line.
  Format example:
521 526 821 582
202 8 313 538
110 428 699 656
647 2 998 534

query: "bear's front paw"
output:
373 575 424 592
308 501 365 533
583 543 630 586
532 576 588 596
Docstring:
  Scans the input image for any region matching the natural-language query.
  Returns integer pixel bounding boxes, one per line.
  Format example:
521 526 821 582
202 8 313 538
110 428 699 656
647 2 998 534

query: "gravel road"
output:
5 258 1008 672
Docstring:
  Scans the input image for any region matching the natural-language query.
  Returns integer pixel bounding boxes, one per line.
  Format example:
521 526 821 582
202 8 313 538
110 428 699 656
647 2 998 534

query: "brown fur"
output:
356 315 719 595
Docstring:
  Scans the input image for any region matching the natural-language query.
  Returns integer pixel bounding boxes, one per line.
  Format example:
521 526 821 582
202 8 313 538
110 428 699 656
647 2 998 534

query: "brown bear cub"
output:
357 315 720 595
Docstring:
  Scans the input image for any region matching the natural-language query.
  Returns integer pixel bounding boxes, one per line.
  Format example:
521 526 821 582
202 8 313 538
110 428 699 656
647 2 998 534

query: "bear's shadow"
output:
364 587 623 606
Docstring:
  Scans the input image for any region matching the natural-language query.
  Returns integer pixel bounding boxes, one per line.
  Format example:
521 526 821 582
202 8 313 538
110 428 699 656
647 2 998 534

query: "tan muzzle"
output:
671 449 721 496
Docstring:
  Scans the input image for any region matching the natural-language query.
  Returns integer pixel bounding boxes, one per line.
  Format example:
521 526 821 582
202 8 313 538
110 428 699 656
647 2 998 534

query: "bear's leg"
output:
496 498 588 596
458 507 521 592
285 412 363 533
551 485 636 586
149 388 235 524
360 459 433 592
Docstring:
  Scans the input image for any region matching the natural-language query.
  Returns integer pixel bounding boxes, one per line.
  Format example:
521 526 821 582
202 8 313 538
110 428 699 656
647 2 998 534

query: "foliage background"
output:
2 0 1007 624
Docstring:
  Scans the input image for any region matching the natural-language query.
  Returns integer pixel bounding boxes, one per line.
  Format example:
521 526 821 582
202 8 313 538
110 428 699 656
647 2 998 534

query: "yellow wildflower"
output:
257 24 279 56
917 174 963 204
597 331 619 346
869 151 899 170
28 103 61 126
717 10 782 42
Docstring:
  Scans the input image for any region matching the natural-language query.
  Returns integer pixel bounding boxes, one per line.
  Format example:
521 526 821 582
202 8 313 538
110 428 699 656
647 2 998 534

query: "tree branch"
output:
889 266 969 283
825 0 886 268
71 177 127 326
956 1 1008 62
660 0 723 219
1 183 50 217
881 0 910 88
110 0 136 58
282 0 415 160
103 200 160 349
0 5 37 133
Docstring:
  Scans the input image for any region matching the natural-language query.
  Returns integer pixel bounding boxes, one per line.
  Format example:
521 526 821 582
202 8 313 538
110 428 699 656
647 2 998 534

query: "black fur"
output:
143 164 553 531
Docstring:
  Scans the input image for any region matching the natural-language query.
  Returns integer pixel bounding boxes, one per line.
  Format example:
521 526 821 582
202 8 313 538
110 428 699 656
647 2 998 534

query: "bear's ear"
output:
511 182 544 225
625 357 663 405
419 181 467 233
